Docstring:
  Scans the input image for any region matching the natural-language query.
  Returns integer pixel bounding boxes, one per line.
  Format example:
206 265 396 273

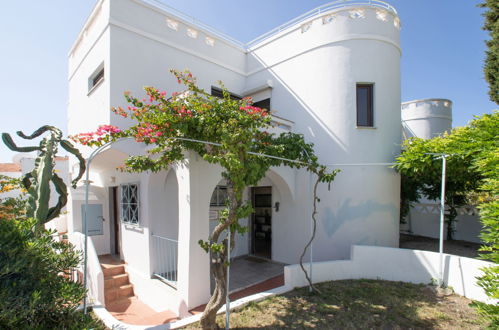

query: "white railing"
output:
141 0 245 48
152 234 179 289
247 0 398 47
68 232 105 306
141 0 396 50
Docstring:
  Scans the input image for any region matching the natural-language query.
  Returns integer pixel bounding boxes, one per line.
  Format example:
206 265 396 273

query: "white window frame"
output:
88 62 105 95
120 183 140 225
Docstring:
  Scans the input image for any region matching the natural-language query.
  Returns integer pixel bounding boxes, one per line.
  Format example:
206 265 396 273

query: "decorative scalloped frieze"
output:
166 18 179 31
349 9 365 19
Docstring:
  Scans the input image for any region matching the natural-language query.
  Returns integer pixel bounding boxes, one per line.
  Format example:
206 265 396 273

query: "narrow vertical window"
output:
356 84 374 127
88 63 104 93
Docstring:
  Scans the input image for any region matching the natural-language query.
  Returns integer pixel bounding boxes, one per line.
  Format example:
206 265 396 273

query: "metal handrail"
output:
246 0 397 47
151 233 178 243
141 0 246 48
151 233 178 288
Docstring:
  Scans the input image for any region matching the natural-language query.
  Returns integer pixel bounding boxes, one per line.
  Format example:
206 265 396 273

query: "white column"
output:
176 155 211 309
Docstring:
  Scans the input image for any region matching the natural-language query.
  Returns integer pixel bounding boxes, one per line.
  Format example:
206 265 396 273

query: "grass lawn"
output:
185 279 486 329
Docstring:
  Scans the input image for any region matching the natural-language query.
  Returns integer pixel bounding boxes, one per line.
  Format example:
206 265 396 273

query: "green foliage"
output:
2 126 86 231
395 111 499 324
0 175 27 220
479 0 499 104
395 132 482 239
0 217 102 329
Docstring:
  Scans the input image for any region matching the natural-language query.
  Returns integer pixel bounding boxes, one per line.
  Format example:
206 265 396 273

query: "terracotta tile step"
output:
105 273 130 289
107 296 179 326
105 284 134 304
106 296 138 313
102 264 125 277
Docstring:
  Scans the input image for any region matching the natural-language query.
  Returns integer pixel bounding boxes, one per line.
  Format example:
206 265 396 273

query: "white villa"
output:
64 0 486 323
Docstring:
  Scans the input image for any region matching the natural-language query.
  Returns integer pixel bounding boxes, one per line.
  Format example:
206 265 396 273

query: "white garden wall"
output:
69 232 105 306
400 203 483 244
285 245 496 304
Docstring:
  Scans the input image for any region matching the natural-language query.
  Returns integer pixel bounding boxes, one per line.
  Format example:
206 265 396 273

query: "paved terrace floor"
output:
98 255 285 326
226 256 285 293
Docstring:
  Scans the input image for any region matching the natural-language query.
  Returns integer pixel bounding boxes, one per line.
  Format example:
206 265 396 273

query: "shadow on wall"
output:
321 198 398 238
249 50 348 157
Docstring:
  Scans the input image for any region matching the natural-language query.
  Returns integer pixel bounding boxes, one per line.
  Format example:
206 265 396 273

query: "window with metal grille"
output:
356 84 374 127
120 183 139 224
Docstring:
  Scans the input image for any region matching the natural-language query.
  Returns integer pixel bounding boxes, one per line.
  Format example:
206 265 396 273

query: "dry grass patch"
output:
185 279 486 329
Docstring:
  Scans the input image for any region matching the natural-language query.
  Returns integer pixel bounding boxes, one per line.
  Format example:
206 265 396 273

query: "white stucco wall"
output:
69 185 111 255
249 6 402 262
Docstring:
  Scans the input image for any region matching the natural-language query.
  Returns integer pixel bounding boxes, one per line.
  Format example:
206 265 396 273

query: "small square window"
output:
88 64 104 93
120 183 139 224
356 84 374 127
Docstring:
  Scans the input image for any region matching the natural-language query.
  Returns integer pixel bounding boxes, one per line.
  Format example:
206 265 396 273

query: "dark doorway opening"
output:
251 186 272 259
109 186 120 257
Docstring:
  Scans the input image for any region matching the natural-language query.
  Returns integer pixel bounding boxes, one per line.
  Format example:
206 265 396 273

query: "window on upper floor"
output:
120 183 139 225
88 64 104 94
211 86 242 100
253 98 271 113
356 84 374 127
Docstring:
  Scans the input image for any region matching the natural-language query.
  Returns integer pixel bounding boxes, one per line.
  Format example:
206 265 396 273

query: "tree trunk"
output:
199 179 239 329
200 249 227 329
299 173 322 294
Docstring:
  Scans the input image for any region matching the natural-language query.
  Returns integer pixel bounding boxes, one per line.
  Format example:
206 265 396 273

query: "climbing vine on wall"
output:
72 69 338 329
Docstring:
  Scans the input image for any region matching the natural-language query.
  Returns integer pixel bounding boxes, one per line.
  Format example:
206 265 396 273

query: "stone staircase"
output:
98 255 179 325
100 257 135 305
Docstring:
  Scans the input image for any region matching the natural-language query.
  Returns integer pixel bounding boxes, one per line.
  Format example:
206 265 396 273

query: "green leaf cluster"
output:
0 217 103 329
479 0 499 104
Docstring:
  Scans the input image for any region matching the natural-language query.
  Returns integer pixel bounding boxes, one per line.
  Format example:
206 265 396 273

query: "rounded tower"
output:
247 1 403 260
401 99 453 139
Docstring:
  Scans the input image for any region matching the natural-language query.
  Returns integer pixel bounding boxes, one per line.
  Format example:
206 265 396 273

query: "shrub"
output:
0 217 102 329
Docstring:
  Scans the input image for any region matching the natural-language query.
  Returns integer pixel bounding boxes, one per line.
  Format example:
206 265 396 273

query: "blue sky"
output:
0 0 495 162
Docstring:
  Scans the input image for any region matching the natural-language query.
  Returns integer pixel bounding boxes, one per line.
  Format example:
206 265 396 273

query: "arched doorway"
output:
148 169 179 288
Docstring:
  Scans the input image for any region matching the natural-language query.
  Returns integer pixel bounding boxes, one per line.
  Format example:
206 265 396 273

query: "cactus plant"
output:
2 126 85 230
